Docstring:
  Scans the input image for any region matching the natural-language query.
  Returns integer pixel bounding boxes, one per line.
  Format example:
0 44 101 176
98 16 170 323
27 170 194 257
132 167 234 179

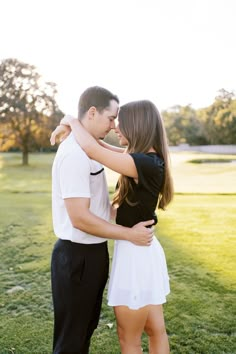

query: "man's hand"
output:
130 220 154 246
50 125 71 145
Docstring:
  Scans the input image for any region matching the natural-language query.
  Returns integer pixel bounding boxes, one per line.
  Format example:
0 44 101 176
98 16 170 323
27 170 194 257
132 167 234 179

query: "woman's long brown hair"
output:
112 100 174 210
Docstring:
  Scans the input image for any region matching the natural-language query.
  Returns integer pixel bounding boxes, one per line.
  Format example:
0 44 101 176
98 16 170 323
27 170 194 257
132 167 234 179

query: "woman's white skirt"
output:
107 236 170 310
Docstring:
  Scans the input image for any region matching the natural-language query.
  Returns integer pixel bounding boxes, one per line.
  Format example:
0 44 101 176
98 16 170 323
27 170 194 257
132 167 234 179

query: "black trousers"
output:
51 239 109 354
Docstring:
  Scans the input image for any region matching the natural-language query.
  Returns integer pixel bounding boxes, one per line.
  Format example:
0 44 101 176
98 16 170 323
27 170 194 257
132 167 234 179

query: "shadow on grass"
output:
158 232 236 354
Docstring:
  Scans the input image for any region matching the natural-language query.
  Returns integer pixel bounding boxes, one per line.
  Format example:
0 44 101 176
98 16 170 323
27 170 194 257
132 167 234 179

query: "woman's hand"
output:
60 114 77 127
50 124 71 146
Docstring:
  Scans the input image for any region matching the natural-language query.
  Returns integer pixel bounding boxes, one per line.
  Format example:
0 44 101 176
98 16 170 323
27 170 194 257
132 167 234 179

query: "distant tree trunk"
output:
22 150 28 165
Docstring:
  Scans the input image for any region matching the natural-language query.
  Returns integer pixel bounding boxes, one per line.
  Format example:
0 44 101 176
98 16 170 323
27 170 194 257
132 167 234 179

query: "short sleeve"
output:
59 149 91 199
130 153 164 195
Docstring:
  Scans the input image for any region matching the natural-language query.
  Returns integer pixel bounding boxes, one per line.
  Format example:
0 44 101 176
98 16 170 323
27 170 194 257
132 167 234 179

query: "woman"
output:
51 100 174 354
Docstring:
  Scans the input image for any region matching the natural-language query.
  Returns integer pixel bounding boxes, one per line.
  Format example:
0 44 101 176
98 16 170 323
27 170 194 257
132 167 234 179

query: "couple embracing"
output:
50 86 173 354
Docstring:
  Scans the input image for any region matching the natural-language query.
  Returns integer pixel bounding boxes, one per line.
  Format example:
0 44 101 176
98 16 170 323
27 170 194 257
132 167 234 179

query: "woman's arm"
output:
98 140 125 153
50 124 71 145
66 118 138 178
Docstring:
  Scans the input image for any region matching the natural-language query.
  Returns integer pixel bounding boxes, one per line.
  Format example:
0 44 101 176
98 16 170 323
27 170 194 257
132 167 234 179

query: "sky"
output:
1 0 236 115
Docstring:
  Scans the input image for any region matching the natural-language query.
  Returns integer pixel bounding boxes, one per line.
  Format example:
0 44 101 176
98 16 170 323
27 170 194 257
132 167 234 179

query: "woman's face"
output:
115 120 128 146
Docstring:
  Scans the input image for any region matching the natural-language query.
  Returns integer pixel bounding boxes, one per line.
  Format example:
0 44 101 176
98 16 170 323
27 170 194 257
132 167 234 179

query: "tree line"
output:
0 58 236 165
162 89 236 146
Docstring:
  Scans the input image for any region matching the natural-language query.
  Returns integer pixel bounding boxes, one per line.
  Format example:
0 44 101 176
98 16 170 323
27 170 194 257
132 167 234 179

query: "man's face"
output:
93 99 119 139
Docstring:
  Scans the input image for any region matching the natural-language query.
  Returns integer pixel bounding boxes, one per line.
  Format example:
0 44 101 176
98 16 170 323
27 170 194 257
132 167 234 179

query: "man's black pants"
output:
51 239 109 354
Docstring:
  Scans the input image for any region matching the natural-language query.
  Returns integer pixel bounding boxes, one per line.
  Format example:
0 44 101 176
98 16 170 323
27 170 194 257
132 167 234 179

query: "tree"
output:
199 89 236 144
162 105 207 146
0 58 63 164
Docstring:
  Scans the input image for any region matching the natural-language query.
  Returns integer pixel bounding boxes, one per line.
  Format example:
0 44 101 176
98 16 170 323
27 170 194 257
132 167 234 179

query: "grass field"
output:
0 152 235 354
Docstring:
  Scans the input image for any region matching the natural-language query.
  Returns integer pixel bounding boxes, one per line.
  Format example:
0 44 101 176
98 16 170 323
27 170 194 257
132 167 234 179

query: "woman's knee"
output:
117 325 141 346
144 322 166 337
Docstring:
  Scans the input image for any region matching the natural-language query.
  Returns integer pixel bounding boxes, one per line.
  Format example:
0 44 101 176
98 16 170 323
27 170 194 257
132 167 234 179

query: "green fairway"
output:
105 151 236 194
0 152 235 353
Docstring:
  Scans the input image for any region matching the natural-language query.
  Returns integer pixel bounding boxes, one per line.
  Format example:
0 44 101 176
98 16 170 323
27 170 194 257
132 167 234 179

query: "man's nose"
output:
110 120 116 129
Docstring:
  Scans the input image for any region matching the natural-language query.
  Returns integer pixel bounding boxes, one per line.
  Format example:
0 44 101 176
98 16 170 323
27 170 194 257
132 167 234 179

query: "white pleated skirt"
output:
107 236 170 310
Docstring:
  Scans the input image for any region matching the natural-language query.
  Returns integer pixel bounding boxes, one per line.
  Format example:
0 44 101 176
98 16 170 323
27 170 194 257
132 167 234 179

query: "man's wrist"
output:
124 227 133 241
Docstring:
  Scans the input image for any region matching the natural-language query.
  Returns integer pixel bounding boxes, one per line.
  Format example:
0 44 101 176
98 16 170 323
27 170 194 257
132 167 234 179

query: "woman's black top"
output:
116 152 165 228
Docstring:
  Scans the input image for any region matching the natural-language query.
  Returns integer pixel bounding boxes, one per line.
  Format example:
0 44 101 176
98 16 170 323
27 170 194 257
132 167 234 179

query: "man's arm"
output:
65 197 154 246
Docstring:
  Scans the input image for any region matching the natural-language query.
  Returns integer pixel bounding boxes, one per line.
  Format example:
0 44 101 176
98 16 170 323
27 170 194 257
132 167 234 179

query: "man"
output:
51 86 153 354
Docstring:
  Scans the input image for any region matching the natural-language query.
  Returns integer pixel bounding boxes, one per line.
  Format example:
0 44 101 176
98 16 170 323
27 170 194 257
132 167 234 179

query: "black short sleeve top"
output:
116 152 165 228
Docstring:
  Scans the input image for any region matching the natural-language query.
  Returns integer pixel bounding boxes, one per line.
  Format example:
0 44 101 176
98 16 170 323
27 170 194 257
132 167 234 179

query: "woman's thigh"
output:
114 305 149 339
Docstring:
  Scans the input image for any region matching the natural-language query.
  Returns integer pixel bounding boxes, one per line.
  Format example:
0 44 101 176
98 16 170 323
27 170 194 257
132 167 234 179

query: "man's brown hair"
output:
78 86 119 119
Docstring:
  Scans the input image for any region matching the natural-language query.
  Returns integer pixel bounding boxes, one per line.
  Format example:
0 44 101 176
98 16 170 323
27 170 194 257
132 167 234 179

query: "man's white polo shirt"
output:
52 133 110 244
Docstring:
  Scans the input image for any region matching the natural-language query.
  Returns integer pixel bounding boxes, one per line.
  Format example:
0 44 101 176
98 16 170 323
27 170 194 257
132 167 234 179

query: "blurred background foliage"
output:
1 58 236 166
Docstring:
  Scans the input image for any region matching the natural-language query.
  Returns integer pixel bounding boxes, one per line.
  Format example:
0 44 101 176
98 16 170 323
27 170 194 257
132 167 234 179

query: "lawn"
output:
0 152 235 354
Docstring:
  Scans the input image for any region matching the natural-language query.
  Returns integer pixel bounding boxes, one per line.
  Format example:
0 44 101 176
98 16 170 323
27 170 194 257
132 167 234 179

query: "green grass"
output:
159 194 236 353
0 152 236 353
169 152 236 194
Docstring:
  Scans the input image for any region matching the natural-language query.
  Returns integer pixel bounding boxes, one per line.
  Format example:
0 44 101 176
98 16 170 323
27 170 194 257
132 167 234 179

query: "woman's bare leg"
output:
114 305 149 354
144 305 169 354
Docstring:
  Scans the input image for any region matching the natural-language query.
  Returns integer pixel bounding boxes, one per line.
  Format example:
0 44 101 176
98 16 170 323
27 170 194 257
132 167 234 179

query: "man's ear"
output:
87 106 96 120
